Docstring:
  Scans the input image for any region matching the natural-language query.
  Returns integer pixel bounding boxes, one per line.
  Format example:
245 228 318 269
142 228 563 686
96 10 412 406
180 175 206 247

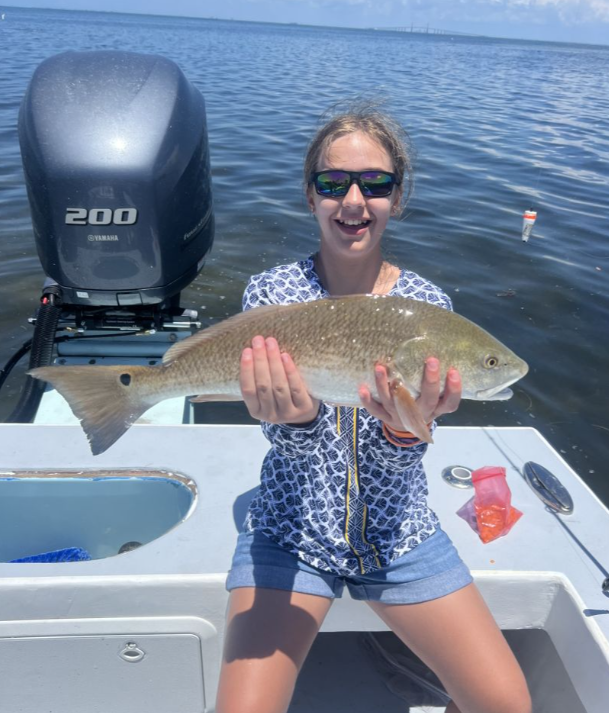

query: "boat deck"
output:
0 424 607 712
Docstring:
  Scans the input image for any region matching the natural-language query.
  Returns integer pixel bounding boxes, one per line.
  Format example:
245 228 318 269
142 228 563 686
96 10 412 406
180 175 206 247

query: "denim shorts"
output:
226 527 473 605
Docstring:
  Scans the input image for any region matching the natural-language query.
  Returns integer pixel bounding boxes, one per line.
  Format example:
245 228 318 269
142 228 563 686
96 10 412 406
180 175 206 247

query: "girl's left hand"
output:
358 357 462 433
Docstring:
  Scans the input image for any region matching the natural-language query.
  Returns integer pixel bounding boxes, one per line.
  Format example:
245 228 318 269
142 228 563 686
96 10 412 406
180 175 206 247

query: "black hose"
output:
0 329 145 403
6 288 62 423
0 339 32 392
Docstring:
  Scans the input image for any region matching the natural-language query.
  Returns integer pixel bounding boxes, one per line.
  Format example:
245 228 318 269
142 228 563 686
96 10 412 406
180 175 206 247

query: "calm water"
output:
1 8 608 505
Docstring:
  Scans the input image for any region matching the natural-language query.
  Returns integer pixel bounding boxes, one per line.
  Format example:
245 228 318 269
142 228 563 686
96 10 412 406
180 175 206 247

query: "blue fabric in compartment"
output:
10 547 92 563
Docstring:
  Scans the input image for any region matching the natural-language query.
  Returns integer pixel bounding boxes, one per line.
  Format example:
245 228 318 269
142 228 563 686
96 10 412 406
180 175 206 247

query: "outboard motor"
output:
3 51 214 422
19 50 214 308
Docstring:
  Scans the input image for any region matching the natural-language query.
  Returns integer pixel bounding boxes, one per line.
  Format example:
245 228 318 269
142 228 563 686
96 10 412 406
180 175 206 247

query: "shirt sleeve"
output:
260 403 333 457
360 412 436 471
242 272 277 311
242 272 328 456
437 292 453 311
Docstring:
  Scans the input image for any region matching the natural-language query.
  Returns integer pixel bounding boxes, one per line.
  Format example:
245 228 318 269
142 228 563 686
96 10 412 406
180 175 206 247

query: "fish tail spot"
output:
28 364 155 455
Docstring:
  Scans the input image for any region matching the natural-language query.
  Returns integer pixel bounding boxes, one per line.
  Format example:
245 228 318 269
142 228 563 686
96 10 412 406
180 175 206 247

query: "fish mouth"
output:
476 386 514 401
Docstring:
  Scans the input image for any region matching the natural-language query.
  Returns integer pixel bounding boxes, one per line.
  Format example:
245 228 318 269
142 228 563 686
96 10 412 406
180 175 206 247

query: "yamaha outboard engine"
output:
19 50 214 308
4 50 214 422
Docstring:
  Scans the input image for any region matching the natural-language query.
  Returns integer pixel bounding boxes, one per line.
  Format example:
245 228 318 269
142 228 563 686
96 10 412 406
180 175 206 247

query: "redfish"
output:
30 294 528 455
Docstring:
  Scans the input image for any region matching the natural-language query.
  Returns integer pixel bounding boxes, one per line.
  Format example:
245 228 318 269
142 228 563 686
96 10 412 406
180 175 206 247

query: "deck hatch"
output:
0 633 205 712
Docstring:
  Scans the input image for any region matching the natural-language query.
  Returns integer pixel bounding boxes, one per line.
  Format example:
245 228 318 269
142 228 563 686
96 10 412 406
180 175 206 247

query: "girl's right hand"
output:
239 336 320 425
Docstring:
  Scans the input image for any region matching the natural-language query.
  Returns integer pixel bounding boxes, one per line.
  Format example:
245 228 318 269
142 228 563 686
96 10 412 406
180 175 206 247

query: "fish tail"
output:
29 364 157 455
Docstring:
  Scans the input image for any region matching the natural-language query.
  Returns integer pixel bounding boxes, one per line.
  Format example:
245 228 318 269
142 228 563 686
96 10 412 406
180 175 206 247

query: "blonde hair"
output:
304 101 414 212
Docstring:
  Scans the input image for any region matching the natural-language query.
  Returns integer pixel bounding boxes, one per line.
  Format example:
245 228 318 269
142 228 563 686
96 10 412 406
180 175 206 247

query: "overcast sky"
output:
3 0 609 45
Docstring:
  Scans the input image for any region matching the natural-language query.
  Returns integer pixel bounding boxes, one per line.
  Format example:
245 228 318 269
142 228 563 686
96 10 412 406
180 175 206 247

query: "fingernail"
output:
426 358 439 371
252 336 264 349
449 369 460 383
265 337 277 350
242 348 253 361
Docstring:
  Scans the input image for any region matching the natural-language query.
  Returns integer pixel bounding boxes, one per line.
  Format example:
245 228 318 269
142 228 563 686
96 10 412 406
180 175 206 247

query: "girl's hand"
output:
359 358 462 432
240 336 320 425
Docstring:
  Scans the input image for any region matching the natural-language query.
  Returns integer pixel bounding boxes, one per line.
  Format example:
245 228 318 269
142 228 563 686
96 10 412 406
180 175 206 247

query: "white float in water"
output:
522 210 537 242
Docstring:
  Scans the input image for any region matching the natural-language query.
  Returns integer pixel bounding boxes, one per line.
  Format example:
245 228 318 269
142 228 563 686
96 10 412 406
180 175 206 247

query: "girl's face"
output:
307 131 402 262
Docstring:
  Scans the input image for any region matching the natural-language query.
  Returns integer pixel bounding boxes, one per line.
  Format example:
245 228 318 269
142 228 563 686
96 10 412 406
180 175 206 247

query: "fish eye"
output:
484 355 499 369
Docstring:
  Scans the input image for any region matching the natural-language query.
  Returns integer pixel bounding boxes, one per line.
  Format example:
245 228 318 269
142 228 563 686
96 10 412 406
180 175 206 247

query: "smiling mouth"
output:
336 218 371 227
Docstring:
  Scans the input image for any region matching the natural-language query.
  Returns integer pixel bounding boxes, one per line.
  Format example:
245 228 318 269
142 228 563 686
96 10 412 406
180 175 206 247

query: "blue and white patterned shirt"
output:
242 256 453 576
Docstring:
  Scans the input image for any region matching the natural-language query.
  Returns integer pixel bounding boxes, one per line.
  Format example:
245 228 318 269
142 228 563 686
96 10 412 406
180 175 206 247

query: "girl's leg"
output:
368 583 532 713
215 586 333 713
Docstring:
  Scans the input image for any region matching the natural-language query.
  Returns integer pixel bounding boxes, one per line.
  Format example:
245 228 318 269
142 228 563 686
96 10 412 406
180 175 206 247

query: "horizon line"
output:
2 4 608 49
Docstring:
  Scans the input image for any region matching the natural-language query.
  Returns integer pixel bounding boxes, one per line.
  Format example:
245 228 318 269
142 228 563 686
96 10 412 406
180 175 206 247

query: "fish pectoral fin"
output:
390 379 433 444
189 394 242 403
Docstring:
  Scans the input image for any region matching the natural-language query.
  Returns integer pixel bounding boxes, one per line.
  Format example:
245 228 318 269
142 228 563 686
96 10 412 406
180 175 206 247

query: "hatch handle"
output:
119 642 146 663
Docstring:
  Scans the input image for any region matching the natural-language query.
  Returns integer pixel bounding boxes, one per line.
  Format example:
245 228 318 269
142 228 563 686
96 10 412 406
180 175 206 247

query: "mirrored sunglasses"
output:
309 170 400 198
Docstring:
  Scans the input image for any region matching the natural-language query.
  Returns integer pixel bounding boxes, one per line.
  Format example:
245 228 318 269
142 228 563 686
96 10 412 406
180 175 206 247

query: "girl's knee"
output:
501 670 532 713
450 678 532 713
512 688 533 713
215 685 293 713
477 687 533 713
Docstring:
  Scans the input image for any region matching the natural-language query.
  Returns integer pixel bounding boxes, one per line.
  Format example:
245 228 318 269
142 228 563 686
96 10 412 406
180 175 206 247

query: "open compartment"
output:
0 469 196 562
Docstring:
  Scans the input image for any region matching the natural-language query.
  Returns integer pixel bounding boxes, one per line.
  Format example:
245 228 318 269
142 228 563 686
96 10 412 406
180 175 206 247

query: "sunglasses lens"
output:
359 171 395 197
313 171 396 197
315 171 351 196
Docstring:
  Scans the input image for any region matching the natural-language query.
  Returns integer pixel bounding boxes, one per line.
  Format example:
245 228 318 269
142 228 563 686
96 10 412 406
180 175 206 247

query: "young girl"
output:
216 106 532 713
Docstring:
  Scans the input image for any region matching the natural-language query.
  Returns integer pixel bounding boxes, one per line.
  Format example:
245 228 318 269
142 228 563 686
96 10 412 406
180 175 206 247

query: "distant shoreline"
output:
2 4 608 49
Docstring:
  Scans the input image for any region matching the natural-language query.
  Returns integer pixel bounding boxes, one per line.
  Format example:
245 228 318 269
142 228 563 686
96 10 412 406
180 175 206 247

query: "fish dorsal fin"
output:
162 302 307 365
325 293 389 303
